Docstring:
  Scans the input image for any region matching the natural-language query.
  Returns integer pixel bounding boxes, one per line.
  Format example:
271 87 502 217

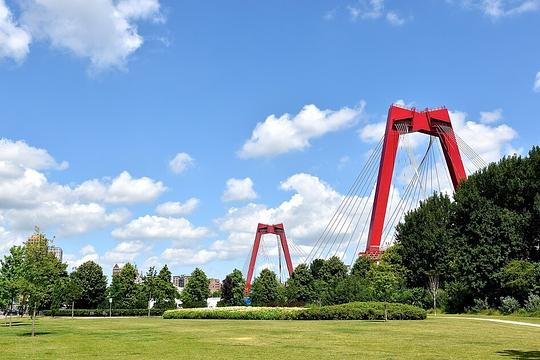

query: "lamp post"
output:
109 298 112 318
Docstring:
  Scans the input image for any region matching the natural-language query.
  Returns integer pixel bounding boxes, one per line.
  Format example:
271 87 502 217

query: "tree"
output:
143 266 158 315
219 269 245 307
310 259 326 280
109 263 145 309
394 193 453 288
497 260 540 303
427 272 440 316
20 231 67 336
0 246 24 327
250 269 284 306
351 256 372 279
64 274 83 318
71 261 107 309
286 264 314 305
154 265 178 309
181 268 210 308
363 263 403 302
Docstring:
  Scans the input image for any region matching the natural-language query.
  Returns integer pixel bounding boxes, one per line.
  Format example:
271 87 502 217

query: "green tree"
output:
497 260 540 303
363 263 404 302
351 256 372 279
154 265 178 309
181 268 210 308
20 232 67 336
219 269 245 306
285 264 314 305
394 193 453 287
310 259 326 280
71 261 107 309
109 263 145 309
64 274 83 318
250 269 284 306
0 246 24 326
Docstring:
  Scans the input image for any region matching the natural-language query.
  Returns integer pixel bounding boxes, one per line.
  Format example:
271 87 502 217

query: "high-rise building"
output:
48 246 63 262
208 278 221 294
172 274 190 288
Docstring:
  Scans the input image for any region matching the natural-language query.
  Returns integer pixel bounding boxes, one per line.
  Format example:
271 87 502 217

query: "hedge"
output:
43 309 166 317
163 302 426 320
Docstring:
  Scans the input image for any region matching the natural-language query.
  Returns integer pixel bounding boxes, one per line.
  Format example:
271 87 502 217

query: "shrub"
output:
163 302 426 321
44 309 165 317
468 298 489 313
524 294 540 312
499 296 520 315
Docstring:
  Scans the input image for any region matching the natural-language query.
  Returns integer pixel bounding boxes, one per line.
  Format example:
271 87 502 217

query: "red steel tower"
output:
245 223 294 294
364 105 467 256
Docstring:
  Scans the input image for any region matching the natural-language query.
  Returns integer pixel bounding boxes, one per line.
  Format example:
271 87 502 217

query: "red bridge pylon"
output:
364 105 467 257
245 223 294 295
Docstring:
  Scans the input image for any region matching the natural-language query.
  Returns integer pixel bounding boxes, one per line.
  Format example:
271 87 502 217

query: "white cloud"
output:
116 0 162 20
385 11 406 26
239 102 365 158
161 248 217 266
111 215 210 243
155 198 200 216
359 121 386 143
169 152 194 174
65 244 100 269
454 0 540 18
221 177 257 202
5 202 129 236
103 240 146 264
348 0 408 25
0 0 31 62
17 0 162 70
0 139 68 170
479 108 503 123
449 110 518 163
76 171 166 205
534 71 540 92
212 173 344 260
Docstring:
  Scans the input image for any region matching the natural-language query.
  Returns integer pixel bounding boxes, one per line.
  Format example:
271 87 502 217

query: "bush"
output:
524 294 540 312
163 302 426 321
44 308 165 317
468 298 489 313
499 296 520 315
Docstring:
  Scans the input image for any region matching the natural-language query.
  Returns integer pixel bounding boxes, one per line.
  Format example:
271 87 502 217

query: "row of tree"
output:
390 147 540 312
0 233 180 335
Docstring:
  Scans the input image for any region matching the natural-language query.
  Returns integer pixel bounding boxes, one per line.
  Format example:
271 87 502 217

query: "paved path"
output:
442 316 540 328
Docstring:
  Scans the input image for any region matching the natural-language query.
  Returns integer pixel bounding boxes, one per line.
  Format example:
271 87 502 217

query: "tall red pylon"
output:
364 105 467 256
245 223 294 295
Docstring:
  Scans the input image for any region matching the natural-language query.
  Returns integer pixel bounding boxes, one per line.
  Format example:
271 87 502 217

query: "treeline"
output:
221 147 540 315
0 234 179 322
390 146 540 313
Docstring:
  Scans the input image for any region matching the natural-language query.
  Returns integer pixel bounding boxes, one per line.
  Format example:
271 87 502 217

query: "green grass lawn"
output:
0 316 539 359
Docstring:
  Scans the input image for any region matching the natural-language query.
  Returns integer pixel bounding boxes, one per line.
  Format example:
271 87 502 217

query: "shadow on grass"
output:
2 322 30 327
16 331 52 337
498 350 540 359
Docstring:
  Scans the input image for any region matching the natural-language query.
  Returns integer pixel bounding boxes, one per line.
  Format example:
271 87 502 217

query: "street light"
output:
109 298 112 317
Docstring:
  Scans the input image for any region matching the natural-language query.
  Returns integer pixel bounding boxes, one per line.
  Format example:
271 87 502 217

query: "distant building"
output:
112 264 122 277
208 278 221 293
48 246 63 262
172 274 190 289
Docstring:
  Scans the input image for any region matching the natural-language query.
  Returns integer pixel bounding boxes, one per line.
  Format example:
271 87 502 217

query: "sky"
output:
0 0 538 280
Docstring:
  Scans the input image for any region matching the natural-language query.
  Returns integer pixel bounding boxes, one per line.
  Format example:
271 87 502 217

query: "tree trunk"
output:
433 295 437 317
72 301 75 319
31 307 36 337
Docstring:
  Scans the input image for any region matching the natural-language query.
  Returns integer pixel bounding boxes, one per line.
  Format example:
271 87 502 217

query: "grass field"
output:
0 316 539 359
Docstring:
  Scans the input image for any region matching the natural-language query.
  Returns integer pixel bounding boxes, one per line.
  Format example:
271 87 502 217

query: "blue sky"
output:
0 0 538 280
